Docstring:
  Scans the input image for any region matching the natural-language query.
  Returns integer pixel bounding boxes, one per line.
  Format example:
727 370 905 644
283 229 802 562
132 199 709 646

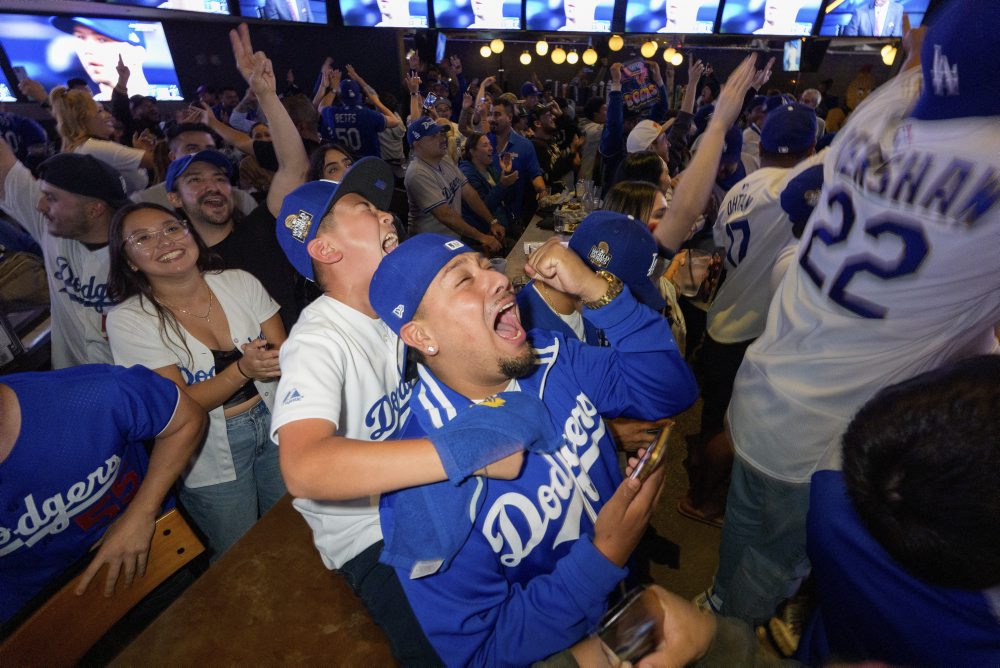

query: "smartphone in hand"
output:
629 421 673 482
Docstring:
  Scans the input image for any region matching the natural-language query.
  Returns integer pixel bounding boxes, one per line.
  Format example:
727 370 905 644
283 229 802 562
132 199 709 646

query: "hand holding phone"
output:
597 586 665 663
629 421 673 482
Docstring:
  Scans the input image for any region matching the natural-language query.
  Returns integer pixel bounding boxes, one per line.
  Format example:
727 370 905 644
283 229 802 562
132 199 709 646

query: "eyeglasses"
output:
124 221 190 250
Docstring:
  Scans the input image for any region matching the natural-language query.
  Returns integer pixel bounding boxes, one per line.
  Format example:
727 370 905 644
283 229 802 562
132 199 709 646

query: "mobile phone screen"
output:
13 66 28 82
629 421 673 482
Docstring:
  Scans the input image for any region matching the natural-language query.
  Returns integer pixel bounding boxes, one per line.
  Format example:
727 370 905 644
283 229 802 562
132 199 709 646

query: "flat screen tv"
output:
104 0 230 14
625 0 722 34
783 38 802 70
433 0 522 29
0 69 16 102
238 0 327 23
818 0 929 36
525 0 616 32
0 15 184 101
719 0 822 35
340 0 430 27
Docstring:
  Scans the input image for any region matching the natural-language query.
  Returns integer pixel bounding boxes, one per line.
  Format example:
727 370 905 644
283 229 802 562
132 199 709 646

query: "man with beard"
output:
164 24 309 332
529 104 584 192
367 226 699 665
487 98 546 226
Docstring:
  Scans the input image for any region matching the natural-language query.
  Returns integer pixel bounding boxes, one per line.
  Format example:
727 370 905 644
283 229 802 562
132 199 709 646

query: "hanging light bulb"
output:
880 44 894 59
536 39 549 56
663 47 676 62
640 41 658 59
582 47 598 66
480 44 492 58
882 45 897 66
551 46 567 64
567 49 579 65
608 34 624 52
670 52 683 67
490 38 505 54
520 50 532 65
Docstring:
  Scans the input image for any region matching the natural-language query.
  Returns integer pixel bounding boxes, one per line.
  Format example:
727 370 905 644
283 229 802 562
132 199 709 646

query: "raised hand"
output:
646 60 664 86
525 237 608 303
17 78 48 104
405 71 422 94
116 54 131 87
229 23 276 97
710 54 758 130
610 62 623 86
751 56 775 90
687 57 706 84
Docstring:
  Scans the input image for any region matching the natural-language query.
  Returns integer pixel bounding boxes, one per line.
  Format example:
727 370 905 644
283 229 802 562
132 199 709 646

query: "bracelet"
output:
235 358 252 380
582 271 623 310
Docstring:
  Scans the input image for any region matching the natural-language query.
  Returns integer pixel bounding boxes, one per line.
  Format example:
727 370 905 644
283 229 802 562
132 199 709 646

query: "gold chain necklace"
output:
159 288 215 324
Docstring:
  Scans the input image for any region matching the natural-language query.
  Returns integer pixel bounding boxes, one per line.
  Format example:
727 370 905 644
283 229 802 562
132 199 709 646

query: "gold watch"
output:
583 270 623 309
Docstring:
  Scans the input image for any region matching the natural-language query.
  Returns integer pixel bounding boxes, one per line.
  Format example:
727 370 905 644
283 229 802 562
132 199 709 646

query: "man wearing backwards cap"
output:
164 24 310 332
680 103 821 528
708 1 1000 626
51 17 151 101
367 224 698 665
404 116 503 254
0 146 127 368
319 64 400 159
271 157 542 664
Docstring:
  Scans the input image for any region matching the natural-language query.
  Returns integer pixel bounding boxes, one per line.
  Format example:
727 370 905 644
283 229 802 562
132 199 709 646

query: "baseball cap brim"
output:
165 150 232 192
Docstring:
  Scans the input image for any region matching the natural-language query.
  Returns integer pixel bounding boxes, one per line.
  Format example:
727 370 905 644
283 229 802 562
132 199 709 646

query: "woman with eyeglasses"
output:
105 202 287 559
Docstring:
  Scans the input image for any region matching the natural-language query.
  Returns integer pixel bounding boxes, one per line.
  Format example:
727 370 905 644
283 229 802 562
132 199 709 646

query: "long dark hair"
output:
107 201 223 364
307 143 356 182
604 180 659 226
462 132 489 164
621 150 667 187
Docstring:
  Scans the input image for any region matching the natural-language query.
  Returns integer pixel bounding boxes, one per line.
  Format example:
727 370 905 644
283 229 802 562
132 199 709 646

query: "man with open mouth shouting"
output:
367 222 698 666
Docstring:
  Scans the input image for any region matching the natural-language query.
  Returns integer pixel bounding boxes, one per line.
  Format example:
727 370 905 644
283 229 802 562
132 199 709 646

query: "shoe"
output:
767 592 813 658
677 498 724 528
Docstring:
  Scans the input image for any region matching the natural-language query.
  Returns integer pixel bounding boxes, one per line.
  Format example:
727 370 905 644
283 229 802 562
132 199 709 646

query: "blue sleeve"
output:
600 90 624 158
520 139 543 181
562 287 698 420
650 84 670 124
111 365 182 442
398 533 625 666
364 108 387 133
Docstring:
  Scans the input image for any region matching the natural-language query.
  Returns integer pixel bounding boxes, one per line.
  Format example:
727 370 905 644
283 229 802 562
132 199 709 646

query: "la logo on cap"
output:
588 241 612 268
285 210 314 242
931 44 960 96
392 304 405 318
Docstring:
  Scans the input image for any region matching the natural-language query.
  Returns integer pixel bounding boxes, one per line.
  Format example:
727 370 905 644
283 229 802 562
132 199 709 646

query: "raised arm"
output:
0 137 18 201
229 24 309 217
346 64 400 129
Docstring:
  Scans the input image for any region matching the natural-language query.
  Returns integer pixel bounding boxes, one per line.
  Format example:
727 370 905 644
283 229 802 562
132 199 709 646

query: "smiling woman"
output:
104 202 289 560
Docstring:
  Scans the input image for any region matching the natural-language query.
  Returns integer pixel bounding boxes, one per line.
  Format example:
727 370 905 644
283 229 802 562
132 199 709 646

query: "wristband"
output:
235 358 252 380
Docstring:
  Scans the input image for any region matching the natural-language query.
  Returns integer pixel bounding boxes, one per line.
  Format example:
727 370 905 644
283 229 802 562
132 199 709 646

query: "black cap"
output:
37 153 129 208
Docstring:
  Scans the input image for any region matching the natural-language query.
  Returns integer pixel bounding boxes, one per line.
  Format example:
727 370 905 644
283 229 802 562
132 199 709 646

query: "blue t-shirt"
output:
516 279 604 347
801 470 1000 664
319 104 387 159
0 365 180 625
488 130 542 220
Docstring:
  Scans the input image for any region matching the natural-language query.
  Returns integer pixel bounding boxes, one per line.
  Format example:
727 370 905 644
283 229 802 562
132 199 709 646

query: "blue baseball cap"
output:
693 103 714 135
50 17 145 46
340 79 362 106
721 125 744 164
370 234 472 334
780 163 824 237
164 150 232 192
276 157 395 282
760 103 817 155
910 0 1000 121
568 211 666 312
406 116 450 146
521 82 540 98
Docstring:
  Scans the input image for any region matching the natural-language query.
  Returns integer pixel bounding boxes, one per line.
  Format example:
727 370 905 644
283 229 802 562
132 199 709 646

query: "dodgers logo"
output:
931 44 959 96
53 257 113 314
364 376 416 440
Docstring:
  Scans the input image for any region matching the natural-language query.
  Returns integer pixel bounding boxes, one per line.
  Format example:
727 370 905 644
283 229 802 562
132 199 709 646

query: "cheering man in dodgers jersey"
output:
709 1 1000 624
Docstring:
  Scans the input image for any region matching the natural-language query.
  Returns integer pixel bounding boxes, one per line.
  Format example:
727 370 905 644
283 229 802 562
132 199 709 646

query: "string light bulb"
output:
567 49 579 64
582 47 598 65
608 34 624 51
536 39 549 56
640 40 658 59
480 45 492 58
663 47 676 62
520 50 532 65
490 38 505 54
882 45 897 66
551 46 567 64
670 52 683 66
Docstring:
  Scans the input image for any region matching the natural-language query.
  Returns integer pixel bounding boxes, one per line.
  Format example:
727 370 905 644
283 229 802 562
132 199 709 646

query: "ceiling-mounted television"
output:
104 0 230 14
0 15 184 101
719 0 822 35
341 0 430 26
783 38 802 70
626 0 721 34
818 0 930 36
525 0 616 32
238 0 327 22
433 0 522 29
0 69 16 102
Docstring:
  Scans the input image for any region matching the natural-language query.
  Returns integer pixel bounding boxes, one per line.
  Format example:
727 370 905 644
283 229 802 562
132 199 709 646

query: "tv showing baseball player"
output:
105 0 231 14
783 38 802 71
0 15 183 101
0 69 16 103
625 0 721 34
525 0 615 32
340 0 429 27
818 0 928 37
433 0 522 29
237 0 327 22
719 0 821 35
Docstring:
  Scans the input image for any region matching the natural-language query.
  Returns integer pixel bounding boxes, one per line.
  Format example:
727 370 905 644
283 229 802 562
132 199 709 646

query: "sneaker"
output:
767 592 813 657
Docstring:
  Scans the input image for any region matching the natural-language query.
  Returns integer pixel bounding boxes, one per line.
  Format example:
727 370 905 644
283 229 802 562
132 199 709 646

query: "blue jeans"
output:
712 455 812 625
179 400 287 560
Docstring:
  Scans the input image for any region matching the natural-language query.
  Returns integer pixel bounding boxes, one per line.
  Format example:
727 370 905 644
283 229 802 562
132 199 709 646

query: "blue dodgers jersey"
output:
488 131 542 218
381 288 698 666
319 104 387 158
0 365 180 624
802 471 1000 665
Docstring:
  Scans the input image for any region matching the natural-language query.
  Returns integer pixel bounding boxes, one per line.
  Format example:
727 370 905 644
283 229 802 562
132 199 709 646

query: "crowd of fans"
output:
1 1 998 665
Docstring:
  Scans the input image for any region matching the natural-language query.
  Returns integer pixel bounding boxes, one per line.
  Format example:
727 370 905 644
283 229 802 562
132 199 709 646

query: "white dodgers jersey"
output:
728 67 1000 483
708 153 824 344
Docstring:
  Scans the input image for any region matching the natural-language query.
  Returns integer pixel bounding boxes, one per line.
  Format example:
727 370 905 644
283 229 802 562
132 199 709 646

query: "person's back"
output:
320 81 387 159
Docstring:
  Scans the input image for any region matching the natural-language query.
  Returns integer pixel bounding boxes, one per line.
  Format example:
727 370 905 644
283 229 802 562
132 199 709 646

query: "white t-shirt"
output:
728 67 1000 483
0 162 112 368
708 154 823 344
107 269 279 488
270 296 413 570
71 138 148 194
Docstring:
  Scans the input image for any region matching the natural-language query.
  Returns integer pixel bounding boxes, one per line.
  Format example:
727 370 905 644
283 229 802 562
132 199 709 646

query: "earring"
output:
427 346 436 354
128 262 139 271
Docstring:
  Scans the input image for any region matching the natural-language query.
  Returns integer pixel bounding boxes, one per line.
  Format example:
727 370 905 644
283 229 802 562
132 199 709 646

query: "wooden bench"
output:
110 496 396 666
